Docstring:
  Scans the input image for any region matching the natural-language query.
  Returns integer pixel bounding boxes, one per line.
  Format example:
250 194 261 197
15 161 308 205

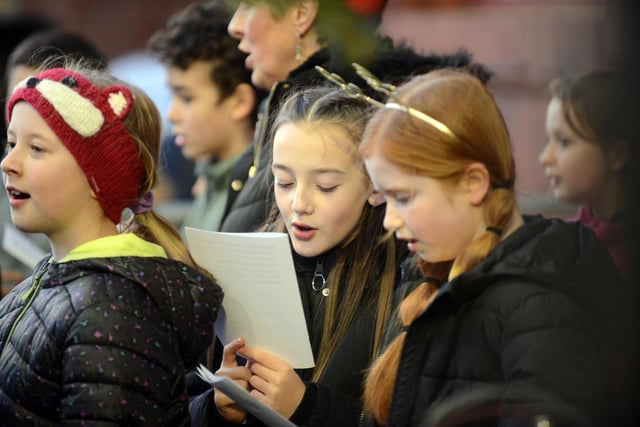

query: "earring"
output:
295 30 302 63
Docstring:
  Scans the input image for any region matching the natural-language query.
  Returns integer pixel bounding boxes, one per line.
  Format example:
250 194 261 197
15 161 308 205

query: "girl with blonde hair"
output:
0 66 223 425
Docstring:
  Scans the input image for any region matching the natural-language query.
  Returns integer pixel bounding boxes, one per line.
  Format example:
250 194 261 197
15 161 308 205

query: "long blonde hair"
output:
359 69 516 424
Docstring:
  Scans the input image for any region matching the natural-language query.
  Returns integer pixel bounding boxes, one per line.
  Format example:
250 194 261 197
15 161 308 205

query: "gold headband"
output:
315 63 457 139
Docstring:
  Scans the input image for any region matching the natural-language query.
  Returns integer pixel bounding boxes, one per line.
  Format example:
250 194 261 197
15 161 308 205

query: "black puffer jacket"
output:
288 248 380 427
0 256 223 426
381 216 631 427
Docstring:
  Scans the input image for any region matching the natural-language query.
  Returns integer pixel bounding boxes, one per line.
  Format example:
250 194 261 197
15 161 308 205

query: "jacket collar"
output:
287 48 331 82
435 215 598 308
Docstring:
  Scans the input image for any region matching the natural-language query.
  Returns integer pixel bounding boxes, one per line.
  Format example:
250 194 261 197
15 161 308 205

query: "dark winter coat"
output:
288 249 382 427
0 256 223 426
382 216 631 427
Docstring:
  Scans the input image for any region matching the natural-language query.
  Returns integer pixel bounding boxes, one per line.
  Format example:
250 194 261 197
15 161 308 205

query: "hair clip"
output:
315 65 383 107
316 63 457 139
351 63 397 97
352 63 457 139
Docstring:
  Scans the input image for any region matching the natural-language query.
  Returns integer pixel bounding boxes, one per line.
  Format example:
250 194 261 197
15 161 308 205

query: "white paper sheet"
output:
195 364 297 427
185 228 314 369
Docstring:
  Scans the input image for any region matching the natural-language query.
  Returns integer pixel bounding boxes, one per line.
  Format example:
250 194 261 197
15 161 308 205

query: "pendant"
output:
312 261 328 296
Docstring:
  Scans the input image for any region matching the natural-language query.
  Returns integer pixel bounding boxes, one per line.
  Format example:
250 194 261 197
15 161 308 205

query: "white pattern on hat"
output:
35 78 104 137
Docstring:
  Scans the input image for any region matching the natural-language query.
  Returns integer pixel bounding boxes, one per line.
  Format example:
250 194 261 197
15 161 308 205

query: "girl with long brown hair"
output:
195 86 407 427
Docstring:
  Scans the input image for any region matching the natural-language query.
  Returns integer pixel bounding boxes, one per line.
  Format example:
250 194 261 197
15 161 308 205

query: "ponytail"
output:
365 187 514 424
120 211 210 277
450 186 514 279
364 281 439 425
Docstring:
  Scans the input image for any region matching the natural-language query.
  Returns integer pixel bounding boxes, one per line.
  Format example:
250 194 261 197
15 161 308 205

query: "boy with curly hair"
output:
149 1 261 233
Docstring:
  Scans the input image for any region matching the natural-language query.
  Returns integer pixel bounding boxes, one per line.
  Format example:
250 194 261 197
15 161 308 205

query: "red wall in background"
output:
2 0 624 217
1 0 194 60
380 0 622 217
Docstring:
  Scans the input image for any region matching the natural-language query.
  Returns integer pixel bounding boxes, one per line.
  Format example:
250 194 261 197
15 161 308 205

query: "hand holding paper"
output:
215 338 253 424
196 364 297 427
233 339 307 419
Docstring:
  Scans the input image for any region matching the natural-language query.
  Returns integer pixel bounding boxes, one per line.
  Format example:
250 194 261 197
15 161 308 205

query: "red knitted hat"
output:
6 68 145 223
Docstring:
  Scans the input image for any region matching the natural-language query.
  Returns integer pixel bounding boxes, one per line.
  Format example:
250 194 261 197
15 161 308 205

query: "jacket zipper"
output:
311 261 327 293
0 261 48 357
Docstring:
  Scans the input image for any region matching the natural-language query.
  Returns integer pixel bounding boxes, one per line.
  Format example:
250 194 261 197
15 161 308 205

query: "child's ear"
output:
607 140 629 173
229 83 256 121
367 189 385 207
463 162 490 206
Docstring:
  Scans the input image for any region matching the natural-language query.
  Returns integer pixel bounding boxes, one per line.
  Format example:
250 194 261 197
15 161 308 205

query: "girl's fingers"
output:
220 337 246 367
238 345 290 371
215 365 252 384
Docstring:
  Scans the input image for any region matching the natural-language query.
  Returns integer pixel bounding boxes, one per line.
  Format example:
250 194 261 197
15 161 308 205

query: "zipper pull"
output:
311 261 329 296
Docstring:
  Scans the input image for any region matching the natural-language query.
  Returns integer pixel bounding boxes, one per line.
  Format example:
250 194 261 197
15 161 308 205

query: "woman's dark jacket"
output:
0 256 223 426
219 44 490 233
380 216 632 427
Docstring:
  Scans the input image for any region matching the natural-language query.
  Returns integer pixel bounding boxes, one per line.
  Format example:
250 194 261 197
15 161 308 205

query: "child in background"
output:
360 68 631 426
0 66 223 425
6 28 107 90
539 71 631 279
148 1 259 233
191 86 409 427
0 13 55 134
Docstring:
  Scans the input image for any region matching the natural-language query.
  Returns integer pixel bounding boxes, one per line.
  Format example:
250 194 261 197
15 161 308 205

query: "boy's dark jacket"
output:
0 256 222 426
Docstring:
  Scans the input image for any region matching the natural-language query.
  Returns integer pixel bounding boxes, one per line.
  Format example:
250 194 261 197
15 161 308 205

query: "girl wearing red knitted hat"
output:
0 66 223 425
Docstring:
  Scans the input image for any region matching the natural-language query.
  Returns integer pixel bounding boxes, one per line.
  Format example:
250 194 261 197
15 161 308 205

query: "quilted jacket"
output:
382 216 631 427
0 255 223 426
